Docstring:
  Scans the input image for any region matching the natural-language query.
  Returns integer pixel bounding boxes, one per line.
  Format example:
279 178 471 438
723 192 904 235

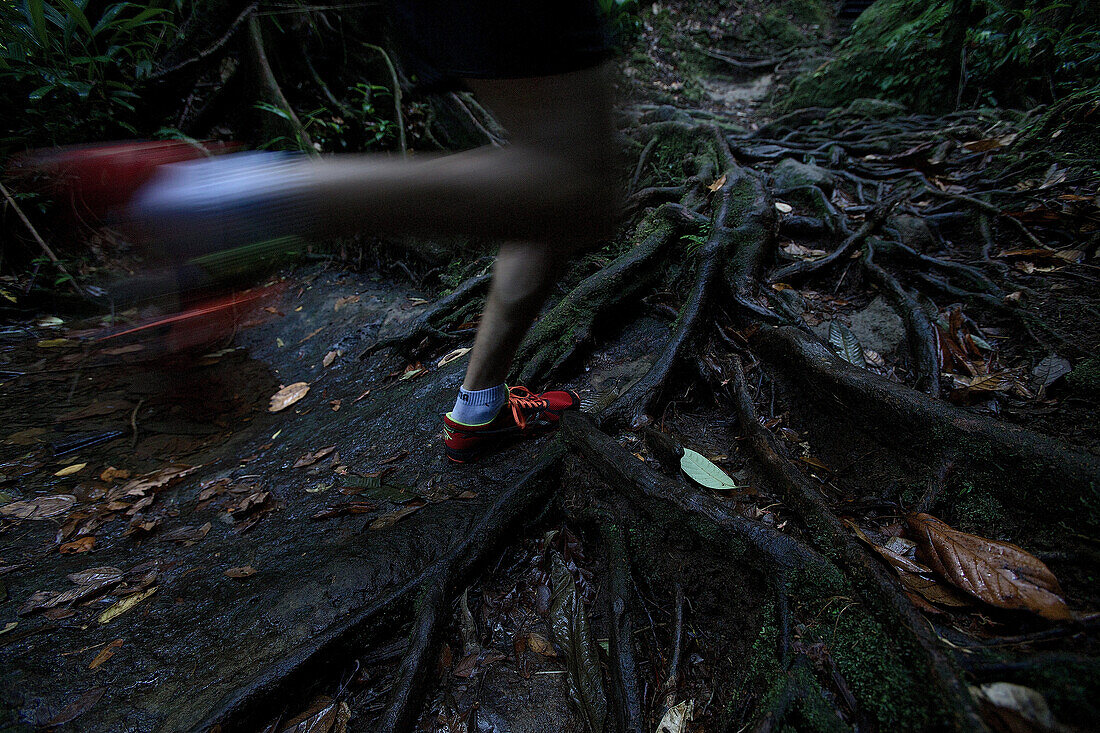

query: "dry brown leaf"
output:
322 350 339 368
224 566 257 579
53 463 86 477
369 500 426 530
1 494 76 520
99 466 131 482
59 537 96 554
270 382 310 412
907 513 1070 620
109 464 197 501
526 632 558 657
293 445 336 468
334 295 360 311
67 567 123 585
89 639 124 670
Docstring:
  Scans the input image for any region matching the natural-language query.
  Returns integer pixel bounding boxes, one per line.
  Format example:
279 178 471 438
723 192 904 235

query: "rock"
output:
773 158 836 194
841 98 908 119
847 296 906 355
888 214 937 252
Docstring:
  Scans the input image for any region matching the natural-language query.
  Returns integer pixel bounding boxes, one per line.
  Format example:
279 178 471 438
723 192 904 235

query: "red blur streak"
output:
7 140 241 216
97 283 285 350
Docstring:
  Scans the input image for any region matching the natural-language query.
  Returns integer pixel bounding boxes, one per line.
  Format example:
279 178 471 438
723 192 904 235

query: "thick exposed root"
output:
514 207 684 385
755 326 1100 531
600 521 646 733
721 355 986 732
862 243 942 396
198 442 565 731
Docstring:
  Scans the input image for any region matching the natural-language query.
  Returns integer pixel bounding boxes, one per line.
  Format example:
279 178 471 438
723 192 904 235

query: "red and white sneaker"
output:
442 385 580 463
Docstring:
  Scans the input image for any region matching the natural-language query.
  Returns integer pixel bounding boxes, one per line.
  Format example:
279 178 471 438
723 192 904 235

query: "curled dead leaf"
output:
270 382 310 412
907 513 1070 620
224 566 257 578
89 639 124 670
59 536 96 554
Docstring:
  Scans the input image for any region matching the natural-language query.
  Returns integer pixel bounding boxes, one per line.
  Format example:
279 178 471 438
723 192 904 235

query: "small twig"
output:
150 2 259 80
0 181 85 297
661 583 685 713
130 398 147 451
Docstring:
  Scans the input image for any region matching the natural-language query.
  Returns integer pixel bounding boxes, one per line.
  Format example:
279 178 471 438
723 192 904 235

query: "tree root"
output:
755 326 1100 530
862 243 942 396
197 441 565 731
359 270 492 359
721 355 986 732
770 205 891 285
600 520 646 733
514 206 685 385
562 415 836 580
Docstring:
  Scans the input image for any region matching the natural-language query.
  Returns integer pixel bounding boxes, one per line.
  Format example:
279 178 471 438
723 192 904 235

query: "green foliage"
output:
783 0 1100 113
0 0 178 149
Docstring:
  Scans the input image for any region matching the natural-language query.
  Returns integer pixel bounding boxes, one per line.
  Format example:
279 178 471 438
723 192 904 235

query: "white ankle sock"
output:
449 384 507 425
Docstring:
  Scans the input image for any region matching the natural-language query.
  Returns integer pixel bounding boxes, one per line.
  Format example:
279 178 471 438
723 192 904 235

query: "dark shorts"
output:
388 1 610 88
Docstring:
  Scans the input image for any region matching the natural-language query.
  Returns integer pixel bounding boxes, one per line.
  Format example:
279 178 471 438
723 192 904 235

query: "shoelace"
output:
507 386 547 430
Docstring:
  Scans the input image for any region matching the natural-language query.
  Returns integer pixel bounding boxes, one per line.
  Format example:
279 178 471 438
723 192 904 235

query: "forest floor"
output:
2 2 1100 732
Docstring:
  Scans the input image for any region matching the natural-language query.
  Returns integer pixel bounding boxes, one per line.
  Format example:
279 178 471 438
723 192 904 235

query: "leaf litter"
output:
907 513 1071 620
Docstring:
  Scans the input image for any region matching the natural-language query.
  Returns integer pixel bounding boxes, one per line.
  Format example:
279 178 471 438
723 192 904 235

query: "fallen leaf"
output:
526 632 557 657
99 467 131 482
369 500 426 530
828 321 866 367
110 464 197 501
37 316 64 327
293 445 336 468
59 537 96 554
159 523 211 544
224 566 256 578
98 585 157 624
1030 354 1071 390
972 682 1058 732
437 347 472 367
399 362 426 381
656 700 694 733
310 502 376 520
0 621 16 635
680 449 742 491
330 399 341 411
774 201 793 213
89 639 124 670
37 338 78 348
54 463 87 477
407 297 429 306
379 450 409 465
1 494 76 520
322 350 339 368
270 382 310 412
708 174 727 192
100 344 144 356
67 567 123 585
907 514 1070 620
4 427 47 445
45 687 106 727
334 295 360 311
281 696 339 733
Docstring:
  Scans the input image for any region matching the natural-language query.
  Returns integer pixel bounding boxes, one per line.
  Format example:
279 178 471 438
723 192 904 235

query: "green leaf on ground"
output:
680 449 741 491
